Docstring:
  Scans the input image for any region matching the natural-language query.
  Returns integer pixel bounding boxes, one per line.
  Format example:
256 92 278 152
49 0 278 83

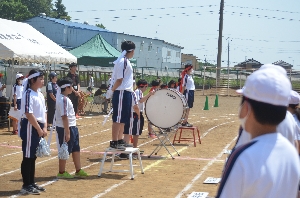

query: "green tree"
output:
52 0 71 20
21 0 53 17
0 0 32 21
96 23 106 29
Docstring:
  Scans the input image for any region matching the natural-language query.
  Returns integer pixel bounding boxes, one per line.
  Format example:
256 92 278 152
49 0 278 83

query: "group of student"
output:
105 40 196 160
11 66 88 195
216 64 300 198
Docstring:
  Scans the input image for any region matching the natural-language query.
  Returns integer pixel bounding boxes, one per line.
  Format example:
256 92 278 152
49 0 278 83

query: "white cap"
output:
16 73 24 79
238 64 291 106
289 90 300 105
236 86 245 94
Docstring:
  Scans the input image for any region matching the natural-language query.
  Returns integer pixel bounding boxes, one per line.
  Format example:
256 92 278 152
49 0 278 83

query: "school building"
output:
25 16 183 69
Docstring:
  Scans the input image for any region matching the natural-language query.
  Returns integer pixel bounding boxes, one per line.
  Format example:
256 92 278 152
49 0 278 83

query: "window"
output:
148 45 152 52
167 51 171 56
176 52 180 57
140 43 143 51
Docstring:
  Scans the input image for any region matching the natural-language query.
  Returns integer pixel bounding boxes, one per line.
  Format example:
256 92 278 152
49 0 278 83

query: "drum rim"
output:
145 88 186 129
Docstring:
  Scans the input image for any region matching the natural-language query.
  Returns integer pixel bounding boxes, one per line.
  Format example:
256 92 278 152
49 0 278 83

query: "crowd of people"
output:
1 40 299 197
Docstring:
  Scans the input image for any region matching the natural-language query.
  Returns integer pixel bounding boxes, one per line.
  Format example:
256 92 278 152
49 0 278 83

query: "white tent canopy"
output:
0 18 77 63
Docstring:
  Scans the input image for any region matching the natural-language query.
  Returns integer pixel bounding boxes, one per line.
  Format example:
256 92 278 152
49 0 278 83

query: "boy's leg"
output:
133 135 139 148
72 152 81 171
29 157 37 184
112 122 124 140
21 157 32 187
59 159 67 173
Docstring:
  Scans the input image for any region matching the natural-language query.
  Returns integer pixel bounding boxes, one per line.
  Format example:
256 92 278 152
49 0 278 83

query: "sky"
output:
61 0 300 69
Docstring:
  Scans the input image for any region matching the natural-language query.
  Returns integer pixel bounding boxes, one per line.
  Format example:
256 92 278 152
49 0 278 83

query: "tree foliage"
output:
52 0 71 20
20 0 53 17
0 0 32 21
0 0 71 21
95 23 106 29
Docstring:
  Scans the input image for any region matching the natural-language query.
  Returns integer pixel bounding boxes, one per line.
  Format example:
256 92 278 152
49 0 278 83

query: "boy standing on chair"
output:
106 41 135 150
55 77 88 179
180 64 195 127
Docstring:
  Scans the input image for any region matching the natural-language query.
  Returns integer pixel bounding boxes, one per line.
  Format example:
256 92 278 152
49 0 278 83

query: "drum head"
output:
145 89 185 128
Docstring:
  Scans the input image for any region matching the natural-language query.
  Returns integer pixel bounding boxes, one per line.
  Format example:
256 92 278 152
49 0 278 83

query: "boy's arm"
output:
25 113 46 137
133 105 140 119
139 91 154 103
13 94 17 110
62 116 70 142
49 93 56 101
112 79 123 91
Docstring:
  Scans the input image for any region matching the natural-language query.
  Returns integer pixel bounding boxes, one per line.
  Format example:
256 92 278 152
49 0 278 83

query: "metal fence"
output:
0 65 298 97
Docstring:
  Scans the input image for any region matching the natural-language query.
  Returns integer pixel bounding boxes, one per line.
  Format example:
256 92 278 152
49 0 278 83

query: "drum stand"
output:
148 124 180 159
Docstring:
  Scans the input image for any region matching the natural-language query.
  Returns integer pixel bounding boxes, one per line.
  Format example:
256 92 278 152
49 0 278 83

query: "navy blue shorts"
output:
20 118 43 158
56 126 80 154
184 90 194 108
112 90 132 123
124 112 143 135
11 99 21 110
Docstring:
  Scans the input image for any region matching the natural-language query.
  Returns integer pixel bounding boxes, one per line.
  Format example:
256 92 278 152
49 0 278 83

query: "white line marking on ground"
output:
0 132 110 177
1 129 109 158
175 136 237 198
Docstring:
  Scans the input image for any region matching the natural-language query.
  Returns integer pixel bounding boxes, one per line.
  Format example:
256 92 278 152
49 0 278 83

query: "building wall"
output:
181 54 198 70
26 17 183 69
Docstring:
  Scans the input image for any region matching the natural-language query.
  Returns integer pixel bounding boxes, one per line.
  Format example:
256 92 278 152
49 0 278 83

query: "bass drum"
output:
145 88 188 129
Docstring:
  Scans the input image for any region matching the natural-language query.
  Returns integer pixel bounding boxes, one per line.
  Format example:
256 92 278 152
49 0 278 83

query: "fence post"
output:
227 66 229 96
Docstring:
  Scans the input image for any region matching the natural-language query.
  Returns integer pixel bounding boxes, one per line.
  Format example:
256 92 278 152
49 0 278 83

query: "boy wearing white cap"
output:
288 90 300 153
216 65 300 198
235 66 298 149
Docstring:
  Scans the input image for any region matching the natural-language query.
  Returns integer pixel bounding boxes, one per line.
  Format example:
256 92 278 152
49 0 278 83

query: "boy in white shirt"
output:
216 65 300 198
55 77 88 179
180 64 195 127
106 41 135 150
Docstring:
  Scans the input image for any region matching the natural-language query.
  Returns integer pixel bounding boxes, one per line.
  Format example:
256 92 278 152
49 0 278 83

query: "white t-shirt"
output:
235 111 297 148
89 77 94 87
55 94 76 127
135 89 144 112
130 91 138 113
21 89 46 123
12 84 24 99
218 133 300 198
292 114 300 140
114 57 133 91
182 74 195 90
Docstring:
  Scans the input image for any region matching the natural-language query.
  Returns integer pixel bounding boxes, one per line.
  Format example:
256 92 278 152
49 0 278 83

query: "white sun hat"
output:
289 90 300 105
237 64 291 106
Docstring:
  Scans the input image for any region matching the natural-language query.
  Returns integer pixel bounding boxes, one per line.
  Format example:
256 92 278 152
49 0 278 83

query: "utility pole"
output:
216 0 224 84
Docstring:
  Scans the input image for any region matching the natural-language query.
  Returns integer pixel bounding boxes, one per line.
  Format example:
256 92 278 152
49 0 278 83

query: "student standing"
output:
67 63 80 117
46 72 58 131
106 41 135 150
19 70 47 195
55 77 88 179
216 66 300 198
11 73 24 135
87 73 94 96
180 64 195 127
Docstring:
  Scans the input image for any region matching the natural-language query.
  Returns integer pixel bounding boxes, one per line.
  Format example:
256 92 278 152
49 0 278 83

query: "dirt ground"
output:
0 91 242 198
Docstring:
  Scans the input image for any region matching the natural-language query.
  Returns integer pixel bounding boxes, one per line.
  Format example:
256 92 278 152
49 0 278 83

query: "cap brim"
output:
236 89 243 94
